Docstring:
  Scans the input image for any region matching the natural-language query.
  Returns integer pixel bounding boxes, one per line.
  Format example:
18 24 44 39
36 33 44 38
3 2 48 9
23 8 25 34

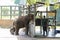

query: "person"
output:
42 16 48 37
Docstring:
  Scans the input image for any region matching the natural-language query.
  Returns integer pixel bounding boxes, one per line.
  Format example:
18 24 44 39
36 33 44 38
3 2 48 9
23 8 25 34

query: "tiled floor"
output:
0 28 18 40
0 27 60 40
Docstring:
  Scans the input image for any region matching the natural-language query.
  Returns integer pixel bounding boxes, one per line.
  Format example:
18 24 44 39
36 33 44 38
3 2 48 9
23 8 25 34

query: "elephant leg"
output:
25 25 29 35
15 27 19 35
10 28 14 35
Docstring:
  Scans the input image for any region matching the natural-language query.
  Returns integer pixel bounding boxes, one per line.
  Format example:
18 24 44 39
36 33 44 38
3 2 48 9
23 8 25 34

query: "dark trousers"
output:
43 30 48 36
43 27 48 36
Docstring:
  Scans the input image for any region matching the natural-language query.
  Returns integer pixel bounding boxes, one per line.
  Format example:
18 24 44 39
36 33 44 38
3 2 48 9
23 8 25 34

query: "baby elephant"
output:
10 14 34 35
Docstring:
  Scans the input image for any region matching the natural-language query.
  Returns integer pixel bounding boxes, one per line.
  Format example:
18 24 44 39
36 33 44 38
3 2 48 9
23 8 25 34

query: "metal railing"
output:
0 5 28 20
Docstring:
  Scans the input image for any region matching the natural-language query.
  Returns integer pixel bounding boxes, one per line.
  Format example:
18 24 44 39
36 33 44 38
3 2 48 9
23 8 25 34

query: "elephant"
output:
10 14 34 35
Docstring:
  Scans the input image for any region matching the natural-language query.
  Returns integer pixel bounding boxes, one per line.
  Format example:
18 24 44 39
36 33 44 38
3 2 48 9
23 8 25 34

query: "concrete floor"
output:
0 27 60 40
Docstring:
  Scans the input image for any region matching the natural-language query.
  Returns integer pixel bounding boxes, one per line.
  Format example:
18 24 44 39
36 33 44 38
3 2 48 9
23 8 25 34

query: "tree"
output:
27 0 36 5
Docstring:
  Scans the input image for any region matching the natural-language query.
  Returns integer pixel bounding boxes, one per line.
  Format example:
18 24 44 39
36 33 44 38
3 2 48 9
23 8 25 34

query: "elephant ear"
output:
28 14 34 20
28 14 31 16
28 14 34 17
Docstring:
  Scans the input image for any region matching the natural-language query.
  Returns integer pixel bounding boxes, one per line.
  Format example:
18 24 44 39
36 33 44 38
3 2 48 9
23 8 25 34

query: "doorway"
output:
35 10 56 37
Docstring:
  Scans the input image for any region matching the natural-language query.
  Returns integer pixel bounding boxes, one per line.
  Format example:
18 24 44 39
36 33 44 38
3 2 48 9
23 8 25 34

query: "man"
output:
42 16 48 36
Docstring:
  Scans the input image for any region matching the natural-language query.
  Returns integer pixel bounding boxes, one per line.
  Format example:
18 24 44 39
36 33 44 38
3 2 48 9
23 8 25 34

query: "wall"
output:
0 19 14 28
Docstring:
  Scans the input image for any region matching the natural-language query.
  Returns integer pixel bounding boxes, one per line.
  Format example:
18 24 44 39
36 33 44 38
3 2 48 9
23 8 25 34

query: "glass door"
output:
47 11 56 37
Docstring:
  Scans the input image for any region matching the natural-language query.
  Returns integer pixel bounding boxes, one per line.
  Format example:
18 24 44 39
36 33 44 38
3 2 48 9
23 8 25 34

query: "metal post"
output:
19 6 21 16
40 12 42 35
34 4 36 36
54 10 56 35
10 6 12 19
1 6 2 19
23 5 24 16
28 5 30 14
